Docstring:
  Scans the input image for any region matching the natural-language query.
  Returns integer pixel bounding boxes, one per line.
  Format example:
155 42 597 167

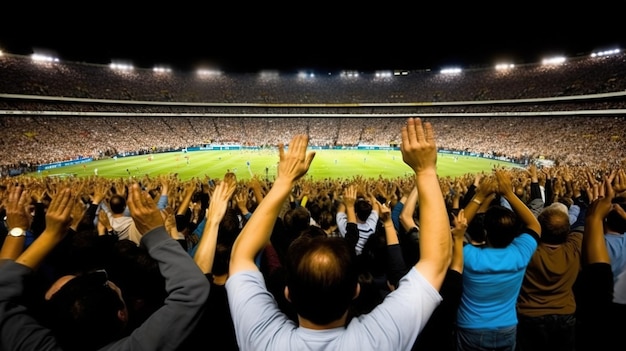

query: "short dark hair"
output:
484 205 521 248
355 199 373 222
317 210 337 231
283 206 311 236
46 270 125 351
466 212 487 243
285 235 358 325
109 194 127 214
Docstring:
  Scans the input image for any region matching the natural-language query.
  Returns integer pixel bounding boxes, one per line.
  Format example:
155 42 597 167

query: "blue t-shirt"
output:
457 232 538 329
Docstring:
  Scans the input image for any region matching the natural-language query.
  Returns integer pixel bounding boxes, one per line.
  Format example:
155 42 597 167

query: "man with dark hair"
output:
227 118 452 350
516 203 583 351
457 169 542 351
101 193 142 244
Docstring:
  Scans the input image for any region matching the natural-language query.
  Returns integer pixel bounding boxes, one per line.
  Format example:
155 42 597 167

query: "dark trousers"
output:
516 314 575 351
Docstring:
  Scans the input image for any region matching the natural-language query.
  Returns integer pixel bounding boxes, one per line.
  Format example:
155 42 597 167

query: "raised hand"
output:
277 134 315 182
586 175 616 222
207 172 237 223
400 118 437 174
494 168 514 196
43 187 74 237
127 183 163 235
451 209 468 241
5 185 32 231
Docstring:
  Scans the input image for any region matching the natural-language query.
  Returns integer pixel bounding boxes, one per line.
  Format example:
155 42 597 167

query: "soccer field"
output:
32 149 520 181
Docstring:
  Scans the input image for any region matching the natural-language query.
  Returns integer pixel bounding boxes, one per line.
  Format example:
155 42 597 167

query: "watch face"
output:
9 228 26 237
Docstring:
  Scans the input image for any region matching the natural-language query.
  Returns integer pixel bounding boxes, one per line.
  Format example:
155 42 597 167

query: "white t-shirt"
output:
226 267 441 351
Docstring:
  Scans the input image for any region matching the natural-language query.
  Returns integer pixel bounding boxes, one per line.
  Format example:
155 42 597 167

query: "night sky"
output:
2 2 625 73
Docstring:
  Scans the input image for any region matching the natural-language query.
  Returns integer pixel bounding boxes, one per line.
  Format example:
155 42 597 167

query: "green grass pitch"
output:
31 150 520 181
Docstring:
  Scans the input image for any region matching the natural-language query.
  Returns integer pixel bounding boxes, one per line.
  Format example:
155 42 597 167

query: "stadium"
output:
0 49 625 178
1 43 625 351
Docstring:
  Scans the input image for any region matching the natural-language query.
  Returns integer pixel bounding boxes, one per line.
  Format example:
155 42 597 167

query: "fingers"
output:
277 142 286 163
127 183 144 212
8 185 23 207
423 121 434 144
402 118 419 147
49 188 73 219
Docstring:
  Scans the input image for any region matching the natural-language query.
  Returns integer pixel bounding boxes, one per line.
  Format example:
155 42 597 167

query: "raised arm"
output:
194 172 237 274
463 174 497 226
449 209 468 273
229 135 315 275
399 185 419 233
15 187 74 270
401 118 451 290
1 186 32 260
495 168 541 236
583 175 614 265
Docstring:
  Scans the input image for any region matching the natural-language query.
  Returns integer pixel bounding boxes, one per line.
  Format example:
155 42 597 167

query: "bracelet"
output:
472 198 482 205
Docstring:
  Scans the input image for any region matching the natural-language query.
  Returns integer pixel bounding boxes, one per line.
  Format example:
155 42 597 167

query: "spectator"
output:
0 183 210 350
574 175 619 351
226 118 452 350
100 192 142 245
182 172 240 351
456 169 541 351
516 200 583 351
336 186 379 255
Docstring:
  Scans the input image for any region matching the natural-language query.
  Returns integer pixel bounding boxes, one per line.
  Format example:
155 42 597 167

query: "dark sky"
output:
2 2 625 73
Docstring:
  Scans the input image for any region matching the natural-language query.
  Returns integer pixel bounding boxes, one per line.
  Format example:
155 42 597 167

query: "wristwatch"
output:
8 228 26 237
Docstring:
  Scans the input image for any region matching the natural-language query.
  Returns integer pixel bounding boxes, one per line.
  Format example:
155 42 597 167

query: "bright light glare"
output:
196 69 222 77
297 71 315 79
495 63 515 70
591 49 620 57
31 54 59 63
541 56 566 65
440 68 462 74
110 63 134 71
153 66 172 73
340 70 359 78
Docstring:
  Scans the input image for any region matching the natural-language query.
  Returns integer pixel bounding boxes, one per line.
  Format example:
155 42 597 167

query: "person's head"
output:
538 203 571 244
45 269 128 351
354 198 373 222
307 201 323 224
283 206 311 236
483 205 522 248
466 212 487 244
284 235 359 326
219 208 243 239
318 210 337 233
298 224 327 239
109 194 127 214
212 208 243 277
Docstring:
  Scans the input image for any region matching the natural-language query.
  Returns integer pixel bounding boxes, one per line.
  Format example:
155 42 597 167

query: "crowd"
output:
0 117 625 350
1 51 626 103
2 50 626 175
1 115 625 177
